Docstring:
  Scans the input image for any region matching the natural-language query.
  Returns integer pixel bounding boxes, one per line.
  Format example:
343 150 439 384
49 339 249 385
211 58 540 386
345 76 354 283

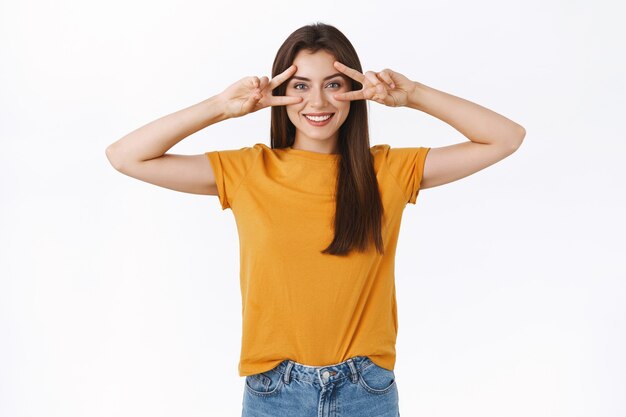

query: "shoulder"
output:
370 144 390 155
208 143 266 159
226 143 267 155
369 144 430 175
370 144 391 163
251 142 270 152
371 144 430 163
205 143 267 174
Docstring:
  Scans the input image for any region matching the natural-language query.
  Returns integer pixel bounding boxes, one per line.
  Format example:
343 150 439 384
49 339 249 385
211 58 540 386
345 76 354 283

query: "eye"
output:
292 81 342 90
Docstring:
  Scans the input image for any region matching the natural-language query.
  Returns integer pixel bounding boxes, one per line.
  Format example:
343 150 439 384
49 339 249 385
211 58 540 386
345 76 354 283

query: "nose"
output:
308 86 328 107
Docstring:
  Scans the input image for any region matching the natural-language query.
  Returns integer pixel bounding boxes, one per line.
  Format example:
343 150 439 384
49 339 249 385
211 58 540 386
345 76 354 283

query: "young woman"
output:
106 22 525 417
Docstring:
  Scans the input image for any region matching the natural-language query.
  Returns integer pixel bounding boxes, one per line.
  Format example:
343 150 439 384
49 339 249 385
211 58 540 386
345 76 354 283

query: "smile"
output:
304 113 335 126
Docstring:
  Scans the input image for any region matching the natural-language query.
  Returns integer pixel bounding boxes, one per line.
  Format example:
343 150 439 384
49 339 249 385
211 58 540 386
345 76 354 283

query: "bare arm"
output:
104 65 302 196
331 61 526 191
406 81 526 190
106 94 228 166
104 95 228 195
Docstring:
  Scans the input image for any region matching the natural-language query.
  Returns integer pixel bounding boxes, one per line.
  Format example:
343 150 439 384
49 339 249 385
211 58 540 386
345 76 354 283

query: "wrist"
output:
203 94 231 123
405 81 428 110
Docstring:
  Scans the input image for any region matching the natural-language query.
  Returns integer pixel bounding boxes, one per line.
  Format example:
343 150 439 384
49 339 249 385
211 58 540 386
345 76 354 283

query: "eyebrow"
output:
290 72 345 82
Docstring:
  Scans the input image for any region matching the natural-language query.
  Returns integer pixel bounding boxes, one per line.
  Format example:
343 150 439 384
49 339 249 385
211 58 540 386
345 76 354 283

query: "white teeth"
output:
305 114 332 122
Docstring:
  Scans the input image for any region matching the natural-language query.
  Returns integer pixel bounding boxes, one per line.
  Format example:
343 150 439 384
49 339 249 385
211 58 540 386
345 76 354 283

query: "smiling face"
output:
285 49 351 153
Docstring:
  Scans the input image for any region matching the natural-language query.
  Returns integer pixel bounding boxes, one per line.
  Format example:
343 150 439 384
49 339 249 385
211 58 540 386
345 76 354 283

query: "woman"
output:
106 22 525 417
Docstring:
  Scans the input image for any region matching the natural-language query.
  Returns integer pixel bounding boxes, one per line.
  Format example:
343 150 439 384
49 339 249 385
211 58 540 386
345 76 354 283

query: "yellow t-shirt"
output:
205 143 430 377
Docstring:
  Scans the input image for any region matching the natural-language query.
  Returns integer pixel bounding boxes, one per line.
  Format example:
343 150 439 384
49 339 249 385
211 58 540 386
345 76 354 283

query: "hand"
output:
332 61 415 107
217 65 303 118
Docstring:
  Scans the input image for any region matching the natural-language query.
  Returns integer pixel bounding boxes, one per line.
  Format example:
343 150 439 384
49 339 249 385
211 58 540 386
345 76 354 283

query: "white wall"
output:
1 0 624 416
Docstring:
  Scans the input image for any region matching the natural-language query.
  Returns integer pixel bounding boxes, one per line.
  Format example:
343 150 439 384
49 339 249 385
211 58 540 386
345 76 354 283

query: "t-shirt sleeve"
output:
204 145 261 210
384 145 431 205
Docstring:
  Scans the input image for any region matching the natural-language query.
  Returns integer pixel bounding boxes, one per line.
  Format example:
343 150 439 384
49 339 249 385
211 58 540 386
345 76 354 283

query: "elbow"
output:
517 125 526 141
105 144 125 172
509 125 526 152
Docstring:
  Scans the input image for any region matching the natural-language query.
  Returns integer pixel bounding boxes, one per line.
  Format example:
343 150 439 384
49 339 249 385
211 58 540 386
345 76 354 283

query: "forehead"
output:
291 49 338 77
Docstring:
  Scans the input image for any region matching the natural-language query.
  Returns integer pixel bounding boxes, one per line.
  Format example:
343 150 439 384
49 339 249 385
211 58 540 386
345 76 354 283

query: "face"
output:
285 49 351 151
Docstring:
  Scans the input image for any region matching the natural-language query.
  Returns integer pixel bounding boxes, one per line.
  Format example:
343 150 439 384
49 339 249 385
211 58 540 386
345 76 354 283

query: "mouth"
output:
303 113 335 126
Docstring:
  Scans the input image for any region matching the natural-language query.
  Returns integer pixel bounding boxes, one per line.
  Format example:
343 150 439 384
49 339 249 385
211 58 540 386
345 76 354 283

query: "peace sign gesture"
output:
332 61 415 107
218 64 304 119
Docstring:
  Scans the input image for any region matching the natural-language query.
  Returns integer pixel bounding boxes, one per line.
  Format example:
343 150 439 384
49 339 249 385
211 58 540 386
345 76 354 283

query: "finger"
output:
364 71 381 87
242 94 260 115
258 76 270 91
363 86 383 100
249 76 260 88
377 71 395 89
364 71 387 99
267 64 298 90
374 87 389 103
333 61 365 84
268 95 304 106
334 90 366 101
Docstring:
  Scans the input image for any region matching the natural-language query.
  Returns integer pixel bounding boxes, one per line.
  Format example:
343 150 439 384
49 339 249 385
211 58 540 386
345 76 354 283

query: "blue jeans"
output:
242 355 400 417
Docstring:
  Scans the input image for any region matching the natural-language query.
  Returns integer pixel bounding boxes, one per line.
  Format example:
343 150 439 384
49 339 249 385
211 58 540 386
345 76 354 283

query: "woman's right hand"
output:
217 64 303 119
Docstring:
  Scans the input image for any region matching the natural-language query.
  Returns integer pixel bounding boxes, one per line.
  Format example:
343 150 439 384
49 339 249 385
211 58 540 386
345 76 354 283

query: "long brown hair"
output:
270 22 384 257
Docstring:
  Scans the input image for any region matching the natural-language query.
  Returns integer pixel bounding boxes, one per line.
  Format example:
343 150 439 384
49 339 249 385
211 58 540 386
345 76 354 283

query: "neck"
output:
291 137 339 154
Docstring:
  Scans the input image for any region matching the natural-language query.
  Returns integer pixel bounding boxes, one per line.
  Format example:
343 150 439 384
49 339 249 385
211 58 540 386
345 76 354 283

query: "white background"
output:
1 0 625 416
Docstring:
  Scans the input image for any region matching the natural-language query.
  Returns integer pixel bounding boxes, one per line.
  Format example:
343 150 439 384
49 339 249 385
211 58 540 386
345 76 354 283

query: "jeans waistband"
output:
273 355 373 386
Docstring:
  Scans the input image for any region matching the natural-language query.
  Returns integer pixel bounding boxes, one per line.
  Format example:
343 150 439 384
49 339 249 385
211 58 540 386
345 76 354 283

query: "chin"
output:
304 128 340 139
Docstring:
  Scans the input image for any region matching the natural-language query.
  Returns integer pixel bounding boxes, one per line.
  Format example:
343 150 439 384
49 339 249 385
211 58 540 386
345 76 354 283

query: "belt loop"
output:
347 358 359 383
283 360 294 384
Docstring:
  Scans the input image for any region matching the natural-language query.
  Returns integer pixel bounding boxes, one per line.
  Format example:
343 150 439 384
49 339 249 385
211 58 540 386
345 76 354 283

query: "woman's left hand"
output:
332 61 415 107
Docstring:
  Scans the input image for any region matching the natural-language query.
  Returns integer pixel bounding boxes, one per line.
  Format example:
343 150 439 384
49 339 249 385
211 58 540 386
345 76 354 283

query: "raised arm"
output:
105 94 228 195
406 81 526 190
105 65 303 195
331 61 526 191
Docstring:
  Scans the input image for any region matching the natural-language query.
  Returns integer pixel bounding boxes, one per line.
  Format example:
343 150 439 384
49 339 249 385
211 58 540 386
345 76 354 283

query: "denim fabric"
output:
242 355 399 417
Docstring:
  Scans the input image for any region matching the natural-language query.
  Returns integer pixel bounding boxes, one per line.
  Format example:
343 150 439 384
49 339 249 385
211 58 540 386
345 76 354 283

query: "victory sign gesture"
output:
218 64 303 119
332 61 416 107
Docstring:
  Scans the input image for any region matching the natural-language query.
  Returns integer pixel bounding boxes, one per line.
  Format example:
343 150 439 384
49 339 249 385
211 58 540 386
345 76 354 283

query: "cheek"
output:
336 104 350 124
335 101 350 115
329 91 349 107
286 108 300 125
